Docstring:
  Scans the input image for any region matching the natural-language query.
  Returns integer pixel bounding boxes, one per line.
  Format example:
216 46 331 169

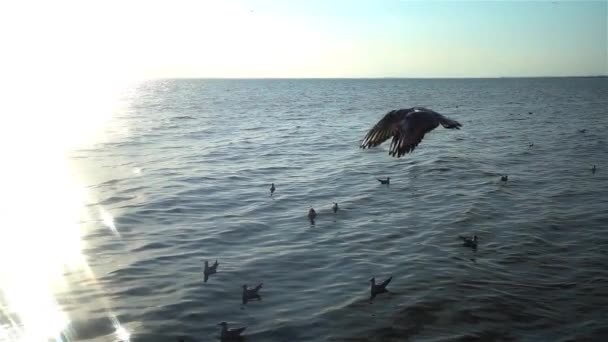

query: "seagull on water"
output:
378 177 390 185
242 283 263 304
459 235 478 249
360 107 462 158
370 275 392 301
204 260 219 283
218 322 246 340
308 208 317 223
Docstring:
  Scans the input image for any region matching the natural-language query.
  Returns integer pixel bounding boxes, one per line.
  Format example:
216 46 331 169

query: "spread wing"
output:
380 276 392 288
360 110 407 149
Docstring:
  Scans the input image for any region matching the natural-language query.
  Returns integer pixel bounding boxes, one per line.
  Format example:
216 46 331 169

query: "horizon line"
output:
149 75 608 80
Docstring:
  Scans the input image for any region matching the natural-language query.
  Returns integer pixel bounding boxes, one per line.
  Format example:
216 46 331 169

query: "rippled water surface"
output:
70 78 608 341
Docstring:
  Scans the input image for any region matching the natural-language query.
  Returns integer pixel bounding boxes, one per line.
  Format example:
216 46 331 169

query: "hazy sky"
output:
2 0 607 80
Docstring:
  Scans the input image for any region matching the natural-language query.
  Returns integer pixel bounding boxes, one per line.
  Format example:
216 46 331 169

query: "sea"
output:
30 78 608 341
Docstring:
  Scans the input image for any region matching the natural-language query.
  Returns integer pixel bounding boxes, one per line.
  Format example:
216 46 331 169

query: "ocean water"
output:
68 78 608 341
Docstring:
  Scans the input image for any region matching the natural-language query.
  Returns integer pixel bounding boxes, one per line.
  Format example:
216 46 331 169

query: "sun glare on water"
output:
0 2 143 338
0 74 138 340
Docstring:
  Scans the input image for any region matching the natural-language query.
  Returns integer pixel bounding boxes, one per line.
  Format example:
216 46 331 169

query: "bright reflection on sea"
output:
0 71 137 340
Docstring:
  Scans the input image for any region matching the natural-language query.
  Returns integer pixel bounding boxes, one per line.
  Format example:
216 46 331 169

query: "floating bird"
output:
500 175 508 182
370 276 392 301
242 283 263 304
308 208 317 223
592 165 596 174
360 107 462 158
529 143 534 147
378 177 390 185
579 129 587 133
332 202 339 213
218 322 246 340
270 183 275 196
528 111 533 114
204 260 219 283
459 235 478 249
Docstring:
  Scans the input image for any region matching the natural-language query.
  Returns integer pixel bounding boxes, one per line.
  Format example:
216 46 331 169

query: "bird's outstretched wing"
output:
360 110 406 149
380 276 392 288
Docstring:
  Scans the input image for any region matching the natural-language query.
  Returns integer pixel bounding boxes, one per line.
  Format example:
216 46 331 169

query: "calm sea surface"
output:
68 78 608 341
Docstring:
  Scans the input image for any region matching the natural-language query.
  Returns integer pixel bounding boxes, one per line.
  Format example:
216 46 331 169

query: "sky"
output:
1 0 606 80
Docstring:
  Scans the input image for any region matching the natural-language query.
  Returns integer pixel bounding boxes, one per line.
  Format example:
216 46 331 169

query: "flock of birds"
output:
184 107 597 341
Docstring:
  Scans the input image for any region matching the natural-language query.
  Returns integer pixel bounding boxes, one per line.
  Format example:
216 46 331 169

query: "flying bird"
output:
360 107 462 158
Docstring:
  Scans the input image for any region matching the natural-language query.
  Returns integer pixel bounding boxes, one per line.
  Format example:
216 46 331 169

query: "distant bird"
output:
529 143 534 147
459 235 478 249
242 283 263 304
204 260 219 283
332 202 339 213
592 165 596 174
378 177 390 185
579 129 587 133
270 183 275 196
528 111 533 115
218 322 246 340
360 107 462 158
370 276 392 301
501 175 508 182
308 208 317 223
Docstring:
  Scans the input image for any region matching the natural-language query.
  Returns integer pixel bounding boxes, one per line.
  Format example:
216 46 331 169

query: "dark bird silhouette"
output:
459 235 478 249
242 283 263 304
501 175 508 182
370 276 392 301
592 165 596 174
218 322 246 340
332 202 339 213
308 208 317 223
378 177 390 185
360 107 462 158
270 183 275 196
579 129 587 133
204 260 219 283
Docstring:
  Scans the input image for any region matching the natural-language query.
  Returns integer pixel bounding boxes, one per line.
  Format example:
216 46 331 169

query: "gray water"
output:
70 78 607 341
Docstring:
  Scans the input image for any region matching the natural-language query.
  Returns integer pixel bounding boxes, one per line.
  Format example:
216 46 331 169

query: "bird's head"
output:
242 284 248 289
218 322 228 327
369 277 375 283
